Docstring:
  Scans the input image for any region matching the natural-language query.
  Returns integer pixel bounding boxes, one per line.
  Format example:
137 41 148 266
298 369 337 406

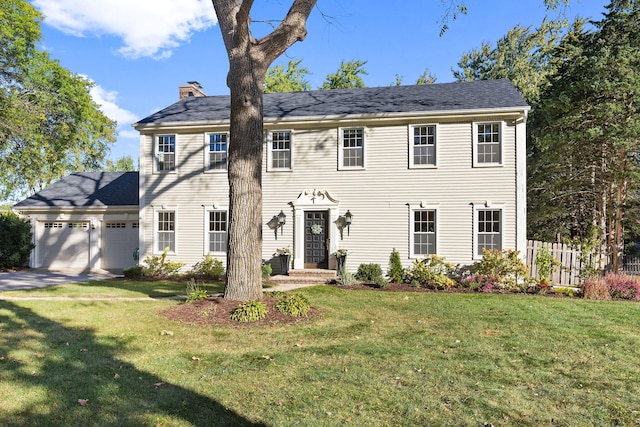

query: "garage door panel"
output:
102 222 139 269
38 222 90 269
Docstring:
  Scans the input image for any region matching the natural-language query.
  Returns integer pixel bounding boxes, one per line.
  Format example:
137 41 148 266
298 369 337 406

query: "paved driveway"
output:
0 269 117 291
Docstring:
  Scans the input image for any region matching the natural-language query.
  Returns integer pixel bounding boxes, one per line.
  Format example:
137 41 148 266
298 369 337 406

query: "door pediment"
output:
291 189 339 208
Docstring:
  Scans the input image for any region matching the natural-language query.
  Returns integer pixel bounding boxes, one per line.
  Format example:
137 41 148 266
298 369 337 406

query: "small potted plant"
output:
274 247 291 275
334 248 349 273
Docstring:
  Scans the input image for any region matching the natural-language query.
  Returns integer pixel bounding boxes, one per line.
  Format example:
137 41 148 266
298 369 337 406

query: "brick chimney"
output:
179 81 206 100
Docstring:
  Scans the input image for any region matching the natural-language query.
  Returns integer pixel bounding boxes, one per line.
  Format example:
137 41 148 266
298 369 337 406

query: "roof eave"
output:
133 106 531 132
13 205 138 216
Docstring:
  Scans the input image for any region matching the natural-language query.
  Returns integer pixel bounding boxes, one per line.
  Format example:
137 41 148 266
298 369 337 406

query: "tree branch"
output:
254 0 316 66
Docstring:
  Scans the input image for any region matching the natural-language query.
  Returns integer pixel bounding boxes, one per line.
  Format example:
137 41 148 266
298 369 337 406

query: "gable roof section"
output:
136 79 528 126
14 172 139 209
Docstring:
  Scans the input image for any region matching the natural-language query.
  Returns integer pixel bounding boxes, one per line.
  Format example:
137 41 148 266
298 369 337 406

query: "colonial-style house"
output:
14 79 529 274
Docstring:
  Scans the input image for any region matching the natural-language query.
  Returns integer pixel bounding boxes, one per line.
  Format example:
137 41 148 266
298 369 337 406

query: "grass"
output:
0 279 225 298
1 283 640 426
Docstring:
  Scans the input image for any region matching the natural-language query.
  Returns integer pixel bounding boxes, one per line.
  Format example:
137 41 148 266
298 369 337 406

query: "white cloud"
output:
32 0 217 59
89 84 139 128
118 129 140 139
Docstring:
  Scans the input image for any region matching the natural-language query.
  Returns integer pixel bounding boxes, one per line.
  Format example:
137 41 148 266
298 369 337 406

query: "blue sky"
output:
30 0 609 163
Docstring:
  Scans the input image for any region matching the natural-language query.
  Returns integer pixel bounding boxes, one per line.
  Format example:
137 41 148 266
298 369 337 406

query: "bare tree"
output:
212 0 317 301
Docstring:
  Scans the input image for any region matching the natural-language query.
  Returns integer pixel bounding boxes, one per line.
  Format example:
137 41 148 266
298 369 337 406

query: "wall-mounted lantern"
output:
344 210 352 236
277 210 286 235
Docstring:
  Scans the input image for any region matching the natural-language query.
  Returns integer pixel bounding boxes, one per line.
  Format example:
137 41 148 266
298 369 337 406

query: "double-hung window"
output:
156 210 176 253
339 128 365 169
474 122 502 166
207 210 228 253
268 130 292 171
156 135 176 172
476 208 502 257
207 133 228 171
411 208 437 257
410 125 437 168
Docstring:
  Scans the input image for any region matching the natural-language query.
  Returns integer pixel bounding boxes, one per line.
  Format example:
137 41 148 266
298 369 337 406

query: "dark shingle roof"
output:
14 172 138 208
136 79 528 125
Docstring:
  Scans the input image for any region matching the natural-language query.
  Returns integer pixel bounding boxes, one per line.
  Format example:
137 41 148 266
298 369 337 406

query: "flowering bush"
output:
460 273 500 293
583 273 640 301
473 249 531 291
274 247 291 256
606 273 640 301
334 248 349 257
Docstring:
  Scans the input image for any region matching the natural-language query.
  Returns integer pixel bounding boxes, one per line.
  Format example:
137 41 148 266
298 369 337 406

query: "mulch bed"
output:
159 295 322 327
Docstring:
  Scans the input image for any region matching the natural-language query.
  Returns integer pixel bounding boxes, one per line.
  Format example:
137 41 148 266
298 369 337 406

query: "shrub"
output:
374 275 389 289
185 279 209 303
574 227 605 279
355 263 383 282
230 300 267 322
336 271 357 286
123 266 144 279
404 255 455 290
387 248 404 283
606 273 640 301
275 293 310 317
534 246 561 285
142 247 185 278
190 255 224 280
473 249 530 291
262 263 273 280
0 212 34 269
582 276 611 300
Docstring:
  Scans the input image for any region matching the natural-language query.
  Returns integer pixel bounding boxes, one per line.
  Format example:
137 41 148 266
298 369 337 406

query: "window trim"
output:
154 206 177 254
266 130 294 172
338 127 366 170
473 203 504 259
409 203 439 258
204 132 229 173
154 134 177 173
408 124 438 169
203 206 229 256
472 121 504 167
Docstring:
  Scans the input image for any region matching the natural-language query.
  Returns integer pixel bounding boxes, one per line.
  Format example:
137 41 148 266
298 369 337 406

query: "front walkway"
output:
0 269 117 291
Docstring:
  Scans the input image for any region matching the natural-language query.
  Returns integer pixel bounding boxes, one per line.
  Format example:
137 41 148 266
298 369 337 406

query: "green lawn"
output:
0 279 225 298
1 283 639 426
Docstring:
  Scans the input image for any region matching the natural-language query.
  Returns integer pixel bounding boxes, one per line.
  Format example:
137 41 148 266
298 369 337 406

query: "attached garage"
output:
13 172 139 272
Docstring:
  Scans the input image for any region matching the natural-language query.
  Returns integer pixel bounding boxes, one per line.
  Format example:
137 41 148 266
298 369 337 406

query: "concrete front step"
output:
270 269 337 285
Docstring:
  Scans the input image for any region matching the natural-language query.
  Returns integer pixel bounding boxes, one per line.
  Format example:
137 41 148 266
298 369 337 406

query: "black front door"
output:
304 211 328 268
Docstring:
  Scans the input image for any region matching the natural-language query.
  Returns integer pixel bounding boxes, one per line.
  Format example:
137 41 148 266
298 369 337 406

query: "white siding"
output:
140 113 526 273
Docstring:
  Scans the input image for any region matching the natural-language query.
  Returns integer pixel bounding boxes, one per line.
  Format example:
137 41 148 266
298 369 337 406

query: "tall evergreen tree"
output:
529 0 640 270
453 17 578 105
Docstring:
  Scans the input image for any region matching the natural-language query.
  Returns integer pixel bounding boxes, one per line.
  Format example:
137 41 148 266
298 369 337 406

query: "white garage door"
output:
102 222 139 269
38 221 90 270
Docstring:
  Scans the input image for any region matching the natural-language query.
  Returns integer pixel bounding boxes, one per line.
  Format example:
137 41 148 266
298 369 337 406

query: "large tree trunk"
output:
224 55 265 301
213 0 316 301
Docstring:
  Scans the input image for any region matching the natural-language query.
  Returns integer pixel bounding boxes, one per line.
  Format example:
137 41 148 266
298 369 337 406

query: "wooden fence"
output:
526 240 608 287
526 240 640 286
622 256 640 275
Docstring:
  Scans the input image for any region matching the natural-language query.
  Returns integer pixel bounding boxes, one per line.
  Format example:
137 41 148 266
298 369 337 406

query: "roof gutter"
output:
133 106 531 132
